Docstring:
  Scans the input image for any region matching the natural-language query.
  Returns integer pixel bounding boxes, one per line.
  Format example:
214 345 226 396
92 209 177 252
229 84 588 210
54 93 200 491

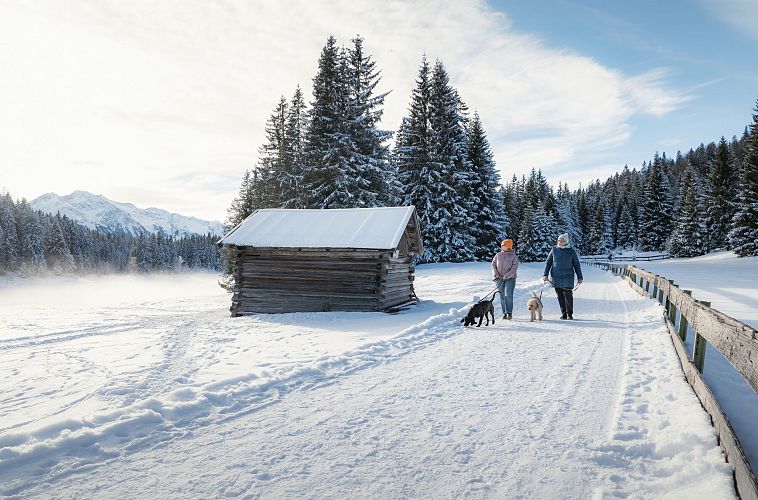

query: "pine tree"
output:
516 203 539 262
705 137 737 250
16 201 47 275
395 57 439 262
427 59 476 262
502 175 520 239
555 189 583 252
638 154 673 251
729 100 758 256
280 85 308 208
45 214 75 274
0 192 19 272
345 35 394 207
467 112 509 259
587 199 612 254
257 95 290 207
667 168 706 257
396 56 475 262
615 202 636 250
301 35 349 208
226 169 265 229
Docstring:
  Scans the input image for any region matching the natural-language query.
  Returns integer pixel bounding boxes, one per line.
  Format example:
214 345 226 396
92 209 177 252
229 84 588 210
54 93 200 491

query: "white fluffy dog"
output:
527 291 543 322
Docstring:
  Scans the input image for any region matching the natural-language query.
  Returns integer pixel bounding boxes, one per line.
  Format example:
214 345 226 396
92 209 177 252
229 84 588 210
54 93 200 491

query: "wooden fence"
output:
591 261 758 500
580 253 670 263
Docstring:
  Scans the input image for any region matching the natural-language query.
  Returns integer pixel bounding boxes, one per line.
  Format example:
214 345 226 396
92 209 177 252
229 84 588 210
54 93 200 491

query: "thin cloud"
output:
699 0 758 40
622 68 694 118
0 0 690 219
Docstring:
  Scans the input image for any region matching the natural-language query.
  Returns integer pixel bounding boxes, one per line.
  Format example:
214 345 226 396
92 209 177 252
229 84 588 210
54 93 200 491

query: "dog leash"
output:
546 278 582 292
478 288 499 303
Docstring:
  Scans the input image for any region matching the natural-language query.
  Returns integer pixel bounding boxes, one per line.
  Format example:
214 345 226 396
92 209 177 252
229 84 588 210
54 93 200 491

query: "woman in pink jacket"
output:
491 239 519 319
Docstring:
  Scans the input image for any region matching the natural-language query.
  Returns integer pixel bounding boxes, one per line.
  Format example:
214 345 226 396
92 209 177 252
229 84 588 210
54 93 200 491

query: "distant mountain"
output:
30 190 224 238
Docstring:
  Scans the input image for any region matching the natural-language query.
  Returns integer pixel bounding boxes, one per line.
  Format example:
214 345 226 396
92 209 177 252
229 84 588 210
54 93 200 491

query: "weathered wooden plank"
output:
665 317 758 500
622 274 647 297
664 286 758 395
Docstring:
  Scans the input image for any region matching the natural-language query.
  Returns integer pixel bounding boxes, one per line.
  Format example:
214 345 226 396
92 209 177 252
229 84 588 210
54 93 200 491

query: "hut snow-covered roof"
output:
218 206 422 252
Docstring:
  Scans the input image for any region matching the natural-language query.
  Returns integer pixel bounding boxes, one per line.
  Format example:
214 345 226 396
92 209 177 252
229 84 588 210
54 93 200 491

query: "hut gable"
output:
218 207 423 315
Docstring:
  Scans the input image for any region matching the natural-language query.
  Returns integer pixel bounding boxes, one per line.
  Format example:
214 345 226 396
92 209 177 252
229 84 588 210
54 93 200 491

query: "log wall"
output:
229 247 416 315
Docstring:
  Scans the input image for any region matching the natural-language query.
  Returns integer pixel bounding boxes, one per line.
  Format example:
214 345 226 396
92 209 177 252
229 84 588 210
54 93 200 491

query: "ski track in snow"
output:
0 265 736 498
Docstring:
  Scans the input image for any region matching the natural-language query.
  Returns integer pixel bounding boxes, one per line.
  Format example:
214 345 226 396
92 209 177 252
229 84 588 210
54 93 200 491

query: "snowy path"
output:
0 265 735 498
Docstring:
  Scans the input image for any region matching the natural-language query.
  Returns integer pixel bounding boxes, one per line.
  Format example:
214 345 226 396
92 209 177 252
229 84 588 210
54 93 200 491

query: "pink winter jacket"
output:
491 250 519 280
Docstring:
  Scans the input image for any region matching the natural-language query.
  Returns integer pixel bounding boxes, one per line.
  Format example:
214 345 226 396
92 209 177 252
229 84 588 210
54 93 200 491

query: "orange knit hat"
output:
501 239 513 250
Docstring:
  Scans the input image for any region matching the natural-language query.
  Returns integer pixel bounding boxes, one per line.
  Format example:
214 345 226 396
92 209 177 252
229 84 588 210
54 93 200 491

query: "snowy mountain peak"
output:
30 191 224 238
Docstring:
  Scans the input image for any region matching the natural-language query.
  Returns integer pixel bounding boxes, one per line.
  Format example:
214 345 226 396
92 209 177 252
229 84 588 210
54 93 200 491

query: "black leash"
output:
478 288 499 303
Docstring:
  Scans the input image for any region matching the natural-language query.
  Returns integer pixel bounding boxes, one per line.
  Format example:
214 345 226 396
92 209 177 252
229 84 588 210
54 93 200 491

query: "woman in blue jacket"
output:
543 233 583 319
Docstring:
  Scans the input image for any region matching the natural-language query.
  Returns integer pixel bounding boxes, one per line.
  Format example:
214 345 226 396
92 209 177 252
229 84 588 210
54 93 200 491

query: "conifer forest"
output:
227 35 758 263
3 34 757 277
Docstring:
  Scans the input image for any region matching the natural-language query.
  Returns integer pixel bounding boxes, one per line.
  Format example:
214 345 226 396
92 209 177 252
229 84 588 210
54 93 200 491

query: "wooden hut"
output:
218 207 423 315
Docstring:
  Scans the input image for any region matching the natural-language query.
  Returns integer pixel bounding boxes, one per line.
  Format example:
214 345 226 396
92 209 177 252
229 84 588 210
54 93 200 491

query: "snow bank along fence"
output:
591 261 758 500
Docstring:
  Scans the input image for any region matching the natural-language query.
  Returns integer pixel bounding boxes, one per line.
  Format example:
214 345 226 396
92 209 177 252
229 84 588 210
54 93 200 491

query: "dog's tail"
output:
460 317 465 323
490 290 499 301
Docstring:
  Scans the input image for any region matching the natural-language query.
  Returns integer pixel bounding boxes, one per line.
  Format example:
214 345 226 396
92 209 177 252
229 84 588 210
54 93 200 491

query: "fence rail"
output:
580 253 670 262
591 261 758 500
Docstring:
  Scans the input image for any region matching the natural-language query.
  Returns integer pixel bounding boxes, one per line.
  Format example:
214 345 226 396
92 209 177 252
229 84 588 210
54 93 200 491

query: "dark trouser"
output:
555 287 573 316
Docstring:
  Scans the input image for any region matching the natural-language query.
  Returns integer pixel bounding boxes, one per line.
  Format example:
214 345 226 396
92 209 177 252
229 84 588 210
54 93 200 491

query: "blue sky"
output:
495 0 757 177
0 0 756 220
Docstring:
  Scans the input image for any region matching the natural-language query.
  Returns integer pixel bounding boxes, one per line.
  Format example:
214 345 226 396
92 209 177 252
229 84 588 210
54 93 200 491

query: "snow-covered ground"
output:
625 251 758 330
0 264 737 498
609 251 758 476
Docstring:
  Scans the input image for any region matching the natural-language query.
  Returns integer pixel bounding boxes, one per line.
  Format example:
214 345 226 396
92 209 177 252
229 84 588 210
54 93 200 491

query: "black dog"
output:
461 291 499 327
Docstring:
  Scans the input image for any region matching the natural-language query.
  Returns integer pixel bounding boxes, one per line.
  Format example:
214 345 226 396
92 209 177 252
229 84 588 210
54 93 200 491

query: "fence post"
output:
692 300 711 373
665 280 675 316
652 278 658 300
678 290 692 340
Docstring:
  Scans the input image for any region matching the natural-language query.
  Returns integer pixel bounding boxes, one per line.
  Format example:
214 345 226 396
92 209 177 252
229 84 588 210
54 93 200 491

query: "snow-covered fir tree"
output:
301 35 349 208
395 57 477 262
466 112 509 260
587 198 612 254
501 175 525 247
300 35 392 209
667 167 706 257
638 154 673 251
614 201 636 250
394 57 440 262
574 188 591 254
226 169 266 229
345 35 395 206
280 86 308 208
705 137 737 251
516 203 554 262
729 101 758 256
256 95 290 208
0 192 19 271
45 215 75 274
426 60 476 262
555 183 583 251
16 201 47 276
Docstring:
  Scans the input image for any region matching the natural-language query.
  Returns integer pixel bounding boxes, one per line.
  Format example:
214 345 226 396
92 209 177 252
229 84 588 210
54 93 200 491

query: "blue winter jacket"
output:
544 246 583 289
